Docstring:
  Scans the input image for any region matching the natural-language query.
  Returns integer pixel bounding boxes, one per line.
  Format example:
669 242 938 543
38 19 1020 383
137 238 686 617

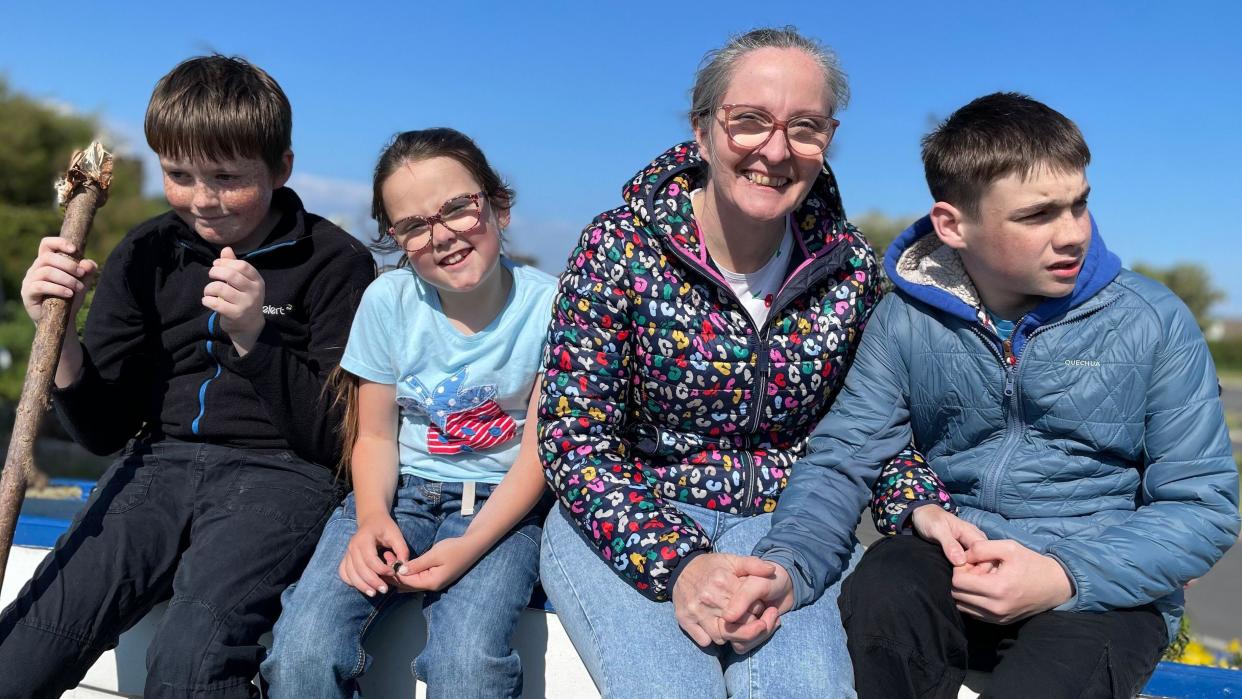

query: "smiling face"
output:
160 153 291 252
694 47 831 227
937 165 1092 318
380 156 508 296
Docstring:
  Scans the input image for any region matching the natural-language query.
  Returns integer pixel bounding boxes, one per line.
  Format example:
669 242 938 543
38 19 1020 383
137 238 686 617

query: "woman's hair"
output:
688 26 850 145
367 127 516 257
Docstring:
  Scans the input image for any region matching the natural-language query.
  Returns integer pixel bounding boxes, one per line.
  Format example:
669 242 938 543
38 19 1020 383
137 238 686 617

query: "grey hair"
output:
689 26 850 139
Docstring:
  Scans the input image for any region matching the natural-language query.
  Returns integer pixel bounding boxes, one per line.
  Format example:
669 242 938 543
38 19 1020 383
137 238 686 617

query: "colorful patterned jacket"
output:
539 142 950 601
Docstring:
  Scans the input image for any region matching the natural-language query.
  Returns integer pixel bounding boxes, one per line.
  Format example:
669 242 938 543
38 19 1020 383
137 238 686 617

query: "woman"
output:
538 27 948 697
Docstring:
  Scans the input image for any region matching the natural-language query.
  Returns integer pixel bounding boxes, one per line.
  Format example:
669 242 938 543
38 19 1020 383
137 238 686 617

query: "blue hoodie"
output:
755 215 1239 639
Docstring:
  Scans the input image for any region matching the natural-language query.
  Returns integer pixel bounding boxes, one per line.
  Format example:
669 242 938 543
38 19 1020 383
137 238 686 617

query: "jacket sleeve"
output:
753 293 920 609
217 244 375 466
51 238 155 455
538 218 712 602
870 447 956 536
1044 299 1240 612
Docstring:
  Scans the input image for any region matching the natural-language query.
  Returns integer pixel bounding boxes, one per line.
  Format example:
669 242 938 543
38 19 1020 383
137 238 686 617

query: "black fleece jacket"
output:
52 188 375 467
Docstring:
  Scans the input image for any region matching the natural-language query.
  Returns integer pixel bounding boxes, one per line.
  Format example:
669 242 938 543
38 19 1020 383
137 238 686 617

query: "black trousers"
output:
839 535 1169 699
0 439 340 699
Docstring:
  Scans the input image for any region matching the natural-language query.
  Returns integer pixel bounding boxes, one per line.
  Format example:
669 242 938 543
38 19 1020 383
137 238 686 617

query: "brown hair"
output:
145 55 292 176
325 365 360 478
367 128 515 256
921 92 1090 218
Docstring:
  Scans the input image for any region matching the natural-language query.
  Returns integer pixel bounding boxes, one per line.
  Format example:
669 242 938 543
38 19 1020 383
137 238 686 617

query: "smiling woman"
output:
535 26 953 698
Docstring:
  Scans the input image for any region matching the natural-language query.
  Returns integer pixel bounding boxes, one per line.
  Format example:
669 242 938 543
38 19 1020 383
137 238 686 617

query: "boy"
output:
0 56 374 697
740 93 1240 698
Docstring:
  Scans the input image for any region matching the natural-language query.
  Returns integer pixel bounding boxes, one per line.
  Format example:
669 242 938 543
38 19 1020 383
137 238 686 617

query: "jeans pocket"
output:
103 445 163 515
223 457 337 533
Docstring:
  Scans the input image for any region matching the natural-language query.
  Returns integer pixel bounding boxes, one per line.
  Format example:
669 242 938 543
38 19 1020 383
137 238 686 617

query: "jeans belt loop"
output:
461 481 476 517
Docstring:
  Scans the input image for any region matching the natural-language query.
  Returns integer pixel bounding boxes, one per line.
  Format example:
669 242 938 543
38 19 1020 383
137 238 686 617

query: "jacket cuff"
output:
666 548 710 593
894 500 942 535
759 548 812 611
1045 550 1082 611
217 322 280 378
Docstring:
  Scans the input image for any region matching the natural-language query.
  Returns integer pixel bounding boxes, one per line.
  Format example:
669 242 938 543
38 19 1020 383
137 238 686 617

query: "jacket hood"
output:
168 187 311 264
884 214 1121 334
619 141 855 260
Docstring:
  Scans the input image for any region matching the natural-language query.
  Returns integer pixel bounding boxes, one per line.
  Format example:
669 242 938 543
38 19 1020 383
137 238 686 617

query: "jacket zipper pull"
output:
1002 339 1017 397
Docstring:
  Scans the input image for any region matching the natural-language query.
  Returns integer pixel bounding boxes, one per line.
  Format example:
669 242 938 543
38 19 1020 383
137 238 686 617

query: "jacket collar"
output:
884 213 1122 332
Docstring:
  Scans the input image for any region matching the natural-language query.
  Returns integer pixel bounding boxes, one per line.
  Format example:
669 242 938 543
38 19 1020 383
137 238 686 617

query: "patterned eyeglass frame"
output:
388 191 485 253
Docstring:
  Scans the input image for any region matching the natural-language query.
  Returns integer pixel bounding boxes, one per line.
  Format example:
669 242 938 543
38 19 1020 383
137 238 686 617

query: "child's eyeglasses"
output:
388 192 485 253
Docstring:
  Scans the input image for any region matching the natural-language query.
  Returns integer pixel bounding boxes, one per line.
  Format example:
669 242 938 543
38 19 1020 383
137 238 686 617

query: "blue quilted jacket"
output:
756 214 1240 637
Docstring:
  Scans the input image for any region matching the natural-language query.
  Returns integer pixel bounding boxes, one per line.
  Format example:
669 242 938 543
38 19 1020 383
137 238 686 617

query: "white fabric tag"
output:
461 481 476 517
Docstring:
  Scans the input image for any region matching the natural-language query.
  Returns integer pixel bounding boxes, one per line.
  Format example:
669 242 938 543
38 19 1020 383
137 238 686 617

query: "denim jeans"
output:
261 475 542 699
541 501 862 698
0 439 340 699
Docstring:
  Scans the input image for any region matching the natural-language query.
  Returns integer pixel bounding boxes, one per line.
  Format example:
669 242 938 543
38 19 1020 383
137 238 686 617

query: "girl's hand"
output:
21 237 97 323
339 513 410 597
202 246 266 355
398 536 486 592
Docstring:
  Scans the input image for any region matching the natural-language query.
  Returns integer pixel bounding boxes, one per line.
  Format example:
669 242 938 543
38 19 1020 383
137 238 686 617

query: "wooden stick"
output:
0 143 112 592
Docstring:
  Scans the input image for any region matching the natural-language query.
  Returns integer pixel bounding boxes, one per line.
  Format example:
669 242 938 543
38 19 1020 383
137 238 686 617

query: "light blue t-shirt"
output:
340 258 557 483
985 308 1017 342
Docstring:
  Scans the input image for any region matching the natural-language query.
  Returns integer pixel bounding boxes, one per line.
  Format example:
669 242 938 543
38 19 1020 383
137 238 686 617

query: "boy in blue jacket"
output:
736 92 1239 698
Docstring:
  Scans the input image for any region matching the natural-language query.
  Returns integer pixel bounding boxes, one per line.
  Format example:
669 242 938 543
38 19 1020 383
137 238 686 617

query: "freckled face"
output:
694 47 832 225
381 156 508 295
160 153 290 251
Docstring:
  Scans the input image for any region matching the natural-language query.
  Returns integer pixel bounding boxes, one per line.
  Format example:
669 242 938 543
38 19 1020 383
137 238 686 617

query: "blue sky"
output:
3 1 1240 313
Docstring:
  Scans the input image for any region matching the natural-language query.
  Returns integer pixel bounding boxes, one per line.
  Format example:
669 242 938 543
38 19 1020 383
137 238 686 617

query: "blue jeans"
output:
541 501 862 698
261 475 542 699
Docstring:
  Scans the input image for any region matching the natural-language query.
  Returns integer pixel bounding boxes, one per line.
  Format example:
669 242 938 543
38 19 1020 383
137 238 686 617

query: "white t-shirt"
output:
714 220 793 328
340 258 557 483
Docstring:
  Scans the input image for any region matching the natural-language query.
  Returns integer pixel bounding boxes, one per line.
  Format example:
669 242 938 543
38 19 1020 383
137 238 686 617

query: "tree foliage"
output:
852 210 917 264
0 79 165 404
1131 262 1225 331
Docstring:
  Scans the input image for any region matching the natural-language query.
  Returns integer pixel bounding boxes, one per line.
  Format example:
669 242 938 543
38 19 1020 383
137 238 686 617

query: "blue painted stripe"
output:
1142 661 1242 697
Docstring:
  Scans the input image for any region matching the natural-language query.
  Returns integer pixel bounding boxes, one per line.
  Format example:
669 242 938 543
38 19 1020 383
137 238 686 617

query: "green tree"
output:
852 210 917 262
1131 262 1224 331
0 79 165 403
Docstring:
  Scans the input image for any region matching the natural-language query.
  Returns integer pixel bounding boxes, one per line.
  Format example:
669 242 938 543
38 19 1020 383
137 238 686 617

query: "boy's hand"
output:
950 539 1073 624
339 513 410 598
203 246 265 356
720 560 794 653
397 536 486 592
910 505 987 566
672 553 776 647
21 237 97 324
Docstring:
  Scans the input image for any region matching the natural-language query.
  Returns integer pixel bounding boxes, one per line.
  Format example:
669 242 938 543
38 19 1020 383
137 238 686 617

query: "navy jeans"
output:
261 475 544 699
0 439 340 699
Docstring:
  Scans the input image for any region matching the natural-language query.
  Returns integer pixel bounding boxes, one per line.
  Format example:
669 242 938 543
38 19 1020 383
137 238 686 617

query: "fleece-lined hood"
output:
884 214 1121 356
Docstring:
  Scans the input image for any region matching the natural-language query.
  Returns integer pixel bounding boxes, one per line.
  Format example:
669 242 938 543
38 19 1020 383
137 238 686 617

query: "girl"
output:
261 128 556 698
